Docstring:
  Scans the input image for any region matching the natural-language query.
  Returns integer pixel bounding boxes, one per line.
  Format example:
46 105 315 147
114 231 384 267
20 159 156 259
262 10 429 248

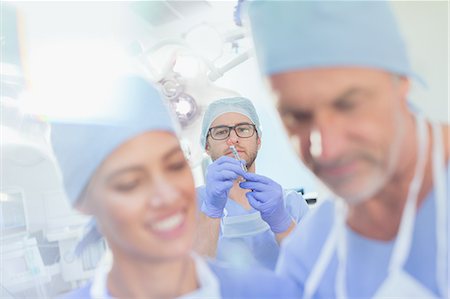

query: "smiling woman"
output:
50 74 295 299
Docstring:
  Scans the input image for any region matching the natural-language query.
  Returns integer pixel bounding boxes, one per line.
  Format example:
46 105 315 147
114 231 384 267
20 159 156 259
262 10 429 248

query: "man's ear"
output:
257 136 262 150
205 140 211 156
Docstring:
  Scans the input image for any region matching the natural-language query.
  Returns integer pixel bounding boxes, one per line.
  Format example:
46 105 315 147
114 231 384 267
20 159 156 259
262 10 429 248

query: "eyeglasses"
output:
208 123 257 140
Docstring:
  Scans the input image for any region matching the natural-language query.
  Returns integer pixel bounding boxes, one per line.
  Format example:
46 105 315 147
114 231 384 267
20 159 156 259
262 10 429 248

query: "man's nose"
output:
226 129 239 145
310 113 347 162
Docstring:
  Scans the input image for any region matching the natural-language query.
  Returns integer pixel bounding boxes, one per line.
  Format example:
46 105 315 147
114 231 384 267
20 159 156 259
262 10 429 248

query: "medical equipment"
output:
131 14 251 167
0 189 27 240
1 122 101 296
1 238 50 296
0 188 50 296
159 69 200 128
43 190 89 239
229 145 247 172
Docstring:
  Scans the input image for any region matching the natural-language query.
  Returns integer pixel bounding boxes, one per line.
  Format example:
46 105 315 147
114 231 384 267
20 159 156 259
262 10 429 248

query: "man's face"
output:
270 68 410 204
206 112 261 170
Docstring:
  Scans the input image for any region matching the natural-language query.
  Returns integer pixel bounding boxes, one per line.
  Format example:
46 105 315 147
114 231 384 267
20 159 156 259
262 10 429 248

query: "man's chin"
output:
326 179 385 206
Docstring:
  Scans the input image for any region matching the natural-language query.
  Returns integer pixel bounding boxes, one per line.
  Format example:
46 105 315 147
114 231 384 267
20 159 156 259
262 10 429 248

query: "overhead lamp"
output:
159 70 199 128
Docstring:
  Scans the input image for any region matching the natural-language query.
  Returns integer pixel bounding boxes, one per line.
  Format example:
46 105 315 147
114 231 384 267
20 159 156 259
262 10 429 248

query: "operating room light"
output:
161 78 183 98
170 93 198 127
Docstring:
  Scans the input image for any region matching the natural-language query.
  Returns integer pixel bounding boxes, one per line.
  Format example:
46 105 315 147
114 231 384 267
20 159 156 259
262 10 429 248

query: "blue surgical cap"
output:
200 97 262 149
248 0 414 77
50 75 177 254
51 75 177 206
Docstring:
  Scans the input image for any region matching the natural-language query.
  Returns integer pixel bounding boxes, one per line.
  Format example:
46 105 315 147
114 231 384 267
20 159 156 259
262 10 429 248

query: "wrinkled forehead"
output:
270 67 396 108
209 112 253 128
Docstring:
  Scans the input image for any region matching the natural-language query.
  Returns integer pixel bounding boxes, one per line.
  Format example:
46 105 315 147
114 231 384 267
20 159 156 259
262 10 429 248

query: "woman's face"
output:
83 131 197 261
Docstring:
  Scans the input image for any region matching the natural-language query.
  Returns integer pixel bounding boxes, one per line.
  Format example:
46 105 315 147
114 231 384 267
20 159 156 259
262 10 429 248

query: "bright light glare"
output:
0 193 9 202
22 41 138 121
175 99 193 116
310 129 322 158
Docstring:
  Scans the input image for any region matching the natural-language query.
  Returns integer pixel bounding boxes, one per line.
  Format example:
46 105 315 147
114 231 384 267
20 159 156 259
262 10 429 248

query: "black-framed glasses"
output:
208 123 257 140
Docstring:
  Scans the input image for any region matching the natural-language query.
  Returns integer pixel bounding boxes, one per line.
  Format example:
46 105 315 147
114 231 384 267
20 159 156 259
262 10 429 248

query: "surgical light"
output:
171 93 198 127
160 70 199 128
161 78 183 98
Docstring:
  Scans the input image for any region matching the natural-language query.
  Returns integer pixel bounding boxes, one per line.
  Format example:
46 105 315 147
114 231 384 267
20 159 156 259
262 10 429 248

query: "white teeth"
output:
153 213 184 232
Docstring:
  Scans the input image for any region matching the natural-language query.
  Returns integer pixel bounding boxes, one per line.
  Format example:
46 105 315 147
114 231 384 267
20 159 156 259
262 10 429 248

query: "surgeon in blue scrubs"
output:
196 97 309 270
248 1 449 298
52 74 296 299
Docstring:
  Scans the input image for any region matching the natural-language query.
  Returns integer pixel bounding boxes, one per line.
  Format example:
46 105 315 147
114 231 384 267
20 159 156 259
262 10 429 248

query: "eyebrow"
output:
334 87 366 102
210 122 253 129
278 87 367 113
106 145 183 182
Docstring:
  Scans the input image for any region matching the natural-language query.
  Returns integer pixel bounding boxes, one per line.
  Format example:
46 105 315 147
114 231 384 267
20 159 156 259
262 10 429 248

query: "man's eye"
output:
334 98 355 111
285 111 313 124
214 129 229 136
237 127 250 133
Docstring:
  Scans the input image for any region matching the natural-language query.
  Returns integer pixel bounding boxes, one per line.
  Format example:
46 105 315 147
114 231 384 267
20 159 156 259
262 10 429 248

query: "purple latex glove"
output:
240 173 292 233
202 156 247 218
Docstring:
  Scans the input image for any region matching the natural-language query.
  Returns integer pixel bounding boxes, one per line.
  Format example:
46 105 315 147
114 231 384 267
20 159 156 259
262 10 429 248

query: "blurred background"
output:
1 1 447 298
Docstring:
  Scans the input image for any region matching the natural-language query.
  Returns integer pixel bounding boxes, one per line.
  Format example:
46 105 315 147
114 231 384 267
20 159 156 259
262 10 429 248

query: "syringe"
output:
229 145 247 172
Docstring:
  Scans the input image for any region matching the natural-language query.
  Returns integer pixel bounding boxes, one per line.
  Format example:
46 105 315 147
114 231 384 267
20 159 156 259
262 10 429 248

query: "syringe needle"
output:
229 145 247 172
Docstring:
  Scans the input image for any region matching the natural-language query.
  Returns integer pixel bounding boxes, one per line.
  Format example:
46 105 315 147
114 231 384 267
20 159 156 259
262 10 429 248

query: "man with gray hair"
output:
248 1 448 298
195 97 309 270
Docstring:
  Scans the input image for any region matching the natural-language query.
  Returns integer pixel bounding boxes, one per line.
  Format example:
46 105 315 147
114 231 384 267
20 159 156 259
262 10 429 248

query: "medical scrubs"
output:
197 186 309 270
277 163 449 298
60 258 297 299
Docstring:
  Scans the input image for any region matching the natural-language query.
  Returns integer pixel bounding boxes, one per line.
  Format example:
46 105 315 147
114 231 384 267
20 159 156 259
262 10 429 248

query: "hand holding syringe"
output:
229 145 247 172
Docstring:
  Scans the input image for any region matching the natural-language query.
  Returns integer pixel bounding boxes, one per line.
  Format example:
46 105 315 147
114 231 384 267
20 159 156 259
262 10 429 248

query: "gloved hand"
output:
239 173 292 233
202 156 247 218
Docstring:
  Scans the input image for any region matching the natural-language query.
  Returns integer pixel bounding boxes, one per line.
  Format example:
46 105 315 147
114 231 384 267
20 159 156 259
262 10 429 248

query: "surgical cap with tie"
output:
50 75 178 254
247 0 414 77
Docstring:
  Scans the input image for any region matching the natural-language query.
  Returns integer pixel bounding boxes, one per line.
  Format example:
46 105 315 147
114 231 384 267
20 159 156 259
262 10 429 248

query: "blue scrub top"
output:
197 186 309 270
60 260 297 299
276 163 450 298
